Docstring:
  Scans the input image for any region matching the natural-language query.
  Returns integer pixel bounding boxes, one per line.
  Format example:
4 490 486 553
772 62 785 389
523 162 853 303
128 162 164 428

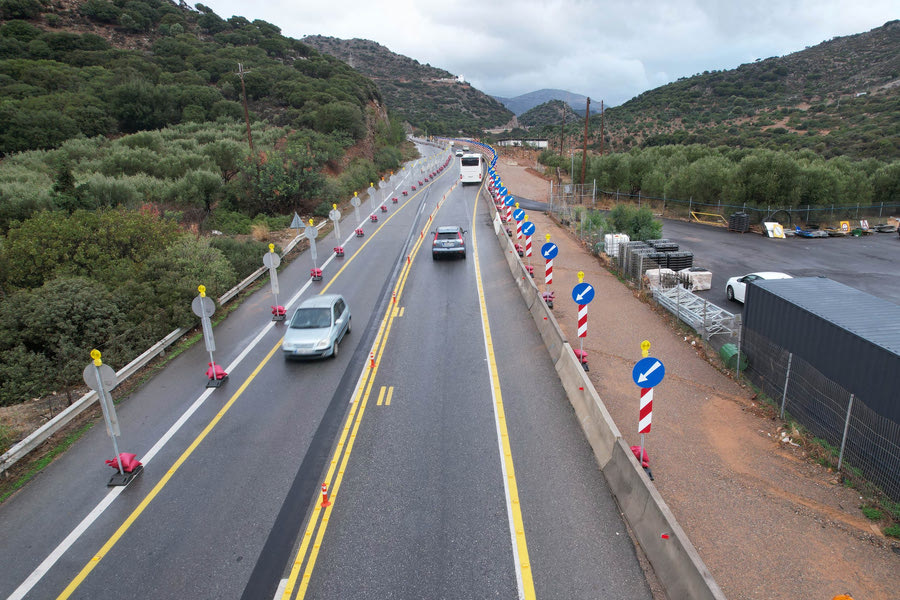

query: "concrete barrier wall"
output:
482 190 725 600
605 439 723 600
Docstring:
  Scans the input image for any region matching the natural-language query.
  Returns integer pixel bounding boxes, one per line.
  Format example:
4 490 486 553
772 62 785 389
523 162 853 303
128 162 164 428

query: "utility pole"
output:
580 97 590 187
236 63 254 155
599 100 605 156
559 100 566 156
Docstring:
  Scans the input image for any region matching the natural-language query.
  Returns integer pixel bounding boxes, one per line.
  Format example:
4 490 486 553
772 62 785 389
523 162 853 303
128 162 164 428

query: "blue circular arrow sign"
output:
513 208 526 222
521 222 536 236
632 356 666 388
571 282 595 304
541 243 558 259
504 196 516 207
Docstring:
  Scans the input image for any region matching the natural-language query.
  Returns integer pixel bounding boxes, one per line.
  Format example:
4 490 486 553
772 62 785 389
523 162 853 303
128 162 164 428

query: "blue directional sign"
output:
632 356 666 388
521 221 536 236
572 282 595 304
504 196 516 207
498 186 508 196
541 243 558 259
513 208 526 222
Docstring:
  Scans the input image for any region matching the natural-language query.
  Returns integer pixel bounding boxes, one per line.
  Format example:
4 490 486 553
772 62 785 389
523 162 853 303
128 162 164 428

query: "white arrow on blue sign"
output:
513 208 526 221
522 222 536 236
572 282 595 304
541 243 558 259
632 356 666 388
504 196 515 207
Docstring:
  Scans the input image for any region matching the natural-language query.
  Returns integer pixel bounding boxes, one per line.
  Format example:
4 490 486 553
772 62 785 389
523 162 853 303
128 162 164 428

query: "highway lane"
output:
1 144 651 600
0 145 453 600
282 178 652 598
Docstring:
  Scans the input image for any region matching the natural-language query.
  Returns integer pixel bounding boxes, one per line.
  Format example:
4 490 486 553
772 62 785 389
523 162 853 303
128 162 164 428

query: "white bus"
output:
459 153 484 185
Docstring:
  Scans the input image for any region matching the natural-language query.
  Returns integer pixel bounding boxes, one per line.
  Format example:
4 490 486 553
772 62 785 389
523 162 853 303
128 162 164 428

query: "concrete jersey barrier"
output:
483 187 726 600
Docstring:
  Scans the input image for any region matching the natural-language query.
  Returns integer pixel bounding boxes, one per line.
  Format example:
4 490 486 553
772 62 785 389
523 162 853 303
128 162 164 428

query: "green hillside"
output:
600 20 900 160
302 35 514 136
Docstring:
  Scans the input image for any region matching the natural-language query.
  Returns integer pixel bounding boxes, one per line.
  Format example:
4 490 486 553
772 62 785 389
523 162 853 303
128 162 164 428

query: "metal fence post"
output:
838 394 855 471
735 325 743 379
676 284 681 320
639 255 644 290
780 352 793 419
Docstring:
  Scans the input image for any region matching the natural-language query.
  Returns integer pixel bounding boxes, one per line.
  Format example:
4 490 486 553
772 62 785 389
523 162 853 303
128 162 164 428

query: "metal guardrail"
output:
0 219 329 477
650 284 740 340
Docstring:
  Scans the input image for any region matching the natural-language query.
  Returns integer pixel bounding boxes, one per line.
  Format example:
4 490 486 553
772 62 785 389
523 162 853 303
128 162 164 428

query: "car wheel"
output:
726 286 735 301
331 339 339 359
461 251 466 259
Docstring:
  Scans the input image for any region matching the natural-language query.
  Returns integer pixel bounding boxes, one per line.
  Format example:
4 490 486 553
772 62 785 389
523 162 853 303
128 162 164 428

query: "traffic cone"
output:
321 482 331 507
369 352 375 368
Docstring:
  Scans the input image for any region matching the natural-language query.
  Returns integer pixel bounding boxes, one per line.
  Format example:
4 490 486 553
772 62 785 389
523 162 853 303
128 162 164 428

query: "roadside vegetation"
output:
0 1 410 409
537 144 900 215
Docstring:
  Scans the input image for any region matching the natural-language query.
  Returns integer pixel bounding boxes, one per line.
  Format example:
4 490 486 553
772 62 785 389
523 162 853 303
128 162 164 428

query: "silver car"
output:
282 294 351 359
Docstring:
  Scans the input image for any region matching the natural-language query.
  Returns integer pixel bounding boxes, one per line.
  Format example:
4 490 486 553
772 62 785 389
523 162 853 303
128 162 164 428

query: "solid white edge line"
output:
471 188 527 599
8 237 327 599
8 159 432 600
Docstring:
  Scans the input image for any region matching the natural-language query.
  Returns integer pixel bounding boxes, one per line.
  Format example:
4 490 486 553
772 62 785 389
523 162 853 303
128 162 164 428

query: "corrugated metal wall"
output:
744 277 900 423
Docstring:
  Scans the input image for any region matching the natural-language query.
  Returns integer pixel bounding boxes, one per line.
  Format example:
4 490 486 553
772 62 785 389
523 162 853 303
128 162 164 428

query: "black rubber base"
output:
108 464 144 487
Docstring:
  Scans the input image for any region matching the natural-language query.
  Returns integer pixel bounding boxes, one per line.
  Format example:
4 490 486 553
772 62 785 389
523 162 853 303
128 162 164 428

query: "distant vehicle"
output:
455 149 464 157
725 272 792 303
432 225 467 259
462 146 470 152
282 294 351 359
459 153 483 185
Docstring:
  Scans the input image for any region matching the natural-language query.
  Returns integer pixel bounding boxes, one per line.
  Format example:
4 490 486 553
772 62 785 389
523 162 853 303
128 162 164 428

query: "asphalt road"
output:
0 146 651 600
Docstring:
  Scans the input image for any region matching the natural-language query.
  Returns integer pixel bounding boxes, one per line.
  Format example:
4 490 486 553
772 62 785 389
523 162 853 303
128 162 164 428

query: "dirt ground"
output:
492 151 899 600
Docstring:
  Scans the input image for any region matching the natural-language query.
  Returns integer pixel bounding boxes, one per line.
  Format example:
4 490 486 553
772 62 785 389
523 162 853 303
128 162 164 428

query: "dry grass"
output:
250 223 269 242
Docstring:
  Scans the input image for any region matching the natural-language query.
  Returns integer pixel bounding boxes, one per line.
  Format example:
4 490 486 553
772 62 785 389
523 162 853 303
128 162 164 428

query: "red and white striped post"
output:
321 482 331 507
544 233 553 286
639 340 652 471
639 387 653 434
516 219 522 242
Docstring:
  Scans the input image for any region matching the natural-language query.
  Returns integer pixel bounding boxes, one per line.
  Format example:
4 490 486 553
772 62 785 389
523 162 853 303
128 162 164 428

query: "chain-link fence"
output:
548 182 900 227
741 327 900 501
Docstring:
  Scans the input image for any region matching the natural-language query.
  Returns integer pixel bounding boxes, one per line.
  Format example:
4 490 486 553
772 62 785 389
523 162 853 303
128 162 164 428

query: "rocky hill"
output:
302 35 513 135
494 89 592 116
599 20 900 159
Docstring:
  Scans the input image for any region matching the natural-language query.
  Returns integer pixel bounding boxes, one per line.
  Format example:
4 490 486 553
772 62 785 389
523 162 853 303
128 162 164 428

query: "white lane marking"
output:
7 245 332 599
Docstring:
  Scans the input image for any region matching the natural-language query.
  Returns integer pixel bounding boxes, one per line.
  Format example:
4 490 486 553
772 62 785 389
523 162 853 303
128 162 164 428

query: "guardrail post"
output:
735 324 743 379
780 353 793 419
838 393 854 471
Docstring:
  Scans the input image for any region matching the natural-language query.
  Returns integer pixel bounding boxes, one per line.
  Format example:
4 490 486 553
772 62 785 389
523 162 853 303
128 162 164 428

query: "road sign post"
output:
192 285 226 388
329 204 341 240
351 191 361 223
572 272 594 366
513 205 525 241
262 244 283 321
83 350 143 486
633 341 664 479
521 218 535 265
542 235 557 286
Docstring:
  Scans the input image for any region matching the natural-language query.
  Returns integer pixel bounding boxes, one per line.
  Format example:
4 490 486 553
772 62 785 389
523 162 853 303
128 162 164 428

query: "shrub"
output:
250 222 269 241
209 236 277 279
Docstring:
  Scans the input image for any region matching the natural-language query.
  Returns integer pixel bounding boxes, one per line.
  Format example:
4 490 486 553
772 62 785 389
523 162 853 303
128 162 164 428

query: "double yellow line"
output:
281 179 535 599
280 183 450 599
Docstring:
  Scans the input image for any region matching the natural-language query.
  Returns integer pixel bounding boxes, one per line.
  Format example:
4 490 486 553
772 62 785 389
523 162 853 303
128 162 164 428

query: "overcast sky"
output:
196 1 897 106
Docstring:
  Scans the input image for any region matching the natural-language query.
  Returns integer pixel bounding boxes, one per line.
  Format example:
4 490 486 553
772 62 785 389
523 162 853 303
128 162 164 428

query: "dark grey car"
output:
282 294 351 359
431 225 467 259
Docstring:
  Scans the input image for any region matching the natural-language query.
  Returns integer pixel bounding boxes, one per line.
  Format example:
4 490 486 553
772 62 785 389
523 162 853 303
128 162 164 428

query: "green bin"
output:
720 343 748 371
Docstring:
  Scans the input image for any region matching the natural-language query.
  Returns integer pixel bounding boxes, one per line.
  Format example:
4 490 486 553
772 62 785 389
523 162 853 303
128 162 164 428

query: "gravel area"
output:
493 153 899 600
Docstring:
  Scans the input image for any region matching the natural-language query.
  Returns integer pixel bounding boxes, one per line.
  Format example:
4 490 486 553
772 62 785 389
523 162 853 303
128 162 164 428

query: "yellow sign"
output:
840 221 850 232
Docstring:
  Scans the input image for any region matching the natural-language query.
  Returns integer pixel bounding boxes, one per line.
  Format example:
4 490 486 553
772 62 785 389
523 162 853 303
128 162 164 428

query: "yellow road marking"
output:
385 386 394 406
470 182 536 598
398 307 405 317
57 340 283 600
53 168 448 599
376 386 386 406
283 178 453 600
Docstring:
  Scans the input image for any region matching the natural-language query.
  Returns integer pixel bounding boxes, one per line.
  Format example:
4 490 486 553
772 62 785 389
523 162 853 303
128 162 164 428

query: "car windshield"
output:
436 231 459 240
290 307 332 329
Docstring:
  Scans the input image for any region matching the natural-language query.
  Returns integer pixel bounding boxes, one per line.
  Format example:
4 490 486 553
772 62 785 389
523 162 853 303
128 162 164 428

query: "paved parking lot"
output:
660 219 900 311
